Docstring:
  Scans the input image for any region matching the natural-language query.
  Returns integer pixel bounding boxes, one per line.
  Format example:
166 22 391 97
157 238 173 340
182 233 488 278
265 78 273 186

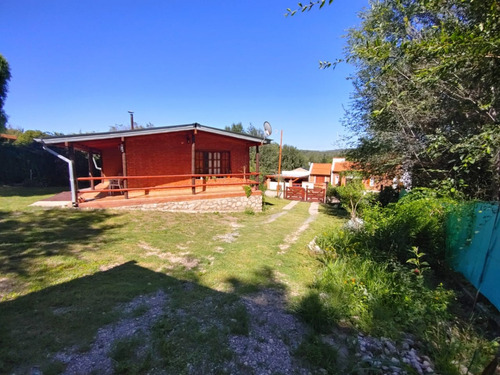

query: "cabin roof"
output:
35 123 271 146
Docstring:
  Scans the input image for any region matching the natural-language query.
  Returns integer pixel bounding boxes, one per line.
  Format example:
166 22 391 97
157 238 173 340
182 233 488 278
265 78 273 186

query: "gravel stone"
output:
226 289 311 375
53 290 168 375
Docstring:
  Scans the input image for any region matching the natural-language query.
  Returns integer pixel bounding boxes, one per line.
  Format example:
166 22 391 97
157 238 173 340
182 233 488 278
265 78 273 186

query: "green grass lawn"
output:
0 186 344 374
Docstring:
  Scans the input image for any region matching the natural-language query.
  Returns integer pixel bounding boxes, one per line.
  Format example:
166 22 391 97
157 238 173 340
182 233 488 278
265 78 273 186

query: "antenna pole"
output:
277 130 283 197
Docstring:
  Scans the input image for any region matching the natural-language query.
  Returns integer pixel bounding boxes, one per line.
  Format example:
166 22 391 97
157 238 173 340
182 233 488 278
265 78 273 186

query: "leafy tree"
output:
281 144 306 171
0 129 89 186
0 54 11 131
14 130 46 145
289 0 500 200
224 122 245 134
109 122 154 131
245 123 265 138
342 0 500 200
286 0 334 16
224 122 309 176
332 172 373 220
254 143 279 176
300 149 346 164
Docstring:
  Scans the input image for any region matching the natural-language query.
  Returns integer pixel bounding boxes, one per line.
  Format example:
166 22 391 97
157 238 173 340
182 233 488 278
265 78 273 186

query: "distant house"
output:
265 167 310 191
332 158 393 191
36 123 270 209
331 158 354 186
308 163 332 186
0 133 17 142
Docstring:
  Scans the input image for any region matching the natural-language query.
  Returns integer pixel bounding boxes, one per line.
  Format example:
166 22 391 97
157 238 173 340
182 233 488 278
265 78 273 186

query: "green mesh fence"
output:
446 202 500 312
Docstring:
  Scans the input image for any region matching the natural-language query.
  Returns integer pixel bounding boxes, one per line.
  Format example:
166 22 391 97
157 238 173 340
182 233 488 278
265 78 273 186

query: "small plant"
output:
243 185 252 198
333 178 375 220
244 207 255 215
295 333 338 372
406 246 430 277
294 291 340 333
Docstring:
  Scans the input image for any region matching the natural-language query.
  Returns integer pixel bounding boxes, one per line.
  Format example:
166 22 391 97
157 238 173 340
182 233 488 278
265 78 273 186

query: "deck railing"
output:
76 172 261 201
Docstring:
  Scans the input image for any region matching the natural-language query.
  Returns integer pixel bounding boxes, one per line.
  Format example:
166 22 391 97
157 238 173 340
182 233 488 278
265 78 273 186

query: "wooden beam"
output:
191 132 196 194
120 137 128 199
72 143 102 154
255 145 260 187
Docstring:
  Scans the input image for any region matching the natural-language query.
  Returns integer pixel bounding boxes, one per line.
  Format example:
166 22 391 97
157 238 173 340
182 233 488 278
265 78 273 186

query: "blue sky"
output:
1 0 367 150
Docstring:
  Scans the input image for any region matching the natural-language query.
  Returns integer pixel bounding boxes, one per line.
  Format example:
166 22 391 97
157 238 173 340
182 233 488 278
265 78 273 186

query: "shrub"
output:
332 180 374 219
243 185 252 198
360 188 452 267
378 185 399 207
295 334 339 372
300 188 497 374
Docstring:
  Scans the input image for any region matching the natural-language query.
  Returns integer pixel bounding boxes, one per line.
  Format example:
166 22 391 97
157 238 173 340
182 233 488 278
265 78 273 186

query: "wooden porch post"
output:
88 151 95 190
191 131 196 195
255 145 260 188
120 137 128 199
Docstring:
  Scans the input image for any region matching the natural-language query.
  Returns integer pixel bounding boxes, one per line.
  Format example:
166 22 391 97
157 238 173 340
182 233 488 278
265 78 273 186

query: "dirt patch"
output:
138 241 199 270
213 232 239 243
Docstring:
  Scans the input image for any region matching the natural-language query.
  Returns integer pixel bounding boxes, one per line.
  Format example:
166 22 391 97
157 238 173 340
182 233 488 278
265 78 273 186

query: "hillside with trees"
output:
225 122 346 176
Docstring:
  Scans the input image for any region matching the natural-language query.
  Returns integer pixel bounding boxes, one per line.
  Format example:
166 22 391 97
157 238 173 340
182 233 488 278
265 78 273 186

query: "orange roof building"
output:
308 163 332 185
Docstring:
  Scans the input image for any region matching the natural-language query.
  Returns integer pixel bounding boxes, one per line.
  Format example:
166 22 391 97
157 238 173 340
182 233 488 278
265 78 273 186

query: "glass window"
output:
195 151 230 174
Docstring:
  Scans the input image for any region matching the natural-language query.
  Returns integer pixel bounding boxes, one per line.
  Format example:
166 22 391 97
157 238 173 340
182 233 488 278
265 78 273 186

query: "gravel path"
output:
54 290 168 375
226 289 311 375
265 200 299 223
278 202 319 254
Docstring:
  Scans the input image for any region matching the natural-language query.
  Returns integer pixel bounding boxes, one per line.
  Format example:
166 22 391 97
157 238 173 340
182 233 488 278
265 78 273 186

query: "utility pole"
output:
128 111 134 130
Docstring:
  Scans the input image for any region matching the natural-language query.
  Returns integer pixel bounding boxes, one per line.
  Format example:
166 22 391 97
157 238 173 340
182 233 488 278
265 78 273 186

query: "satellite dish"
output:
263 121 272 137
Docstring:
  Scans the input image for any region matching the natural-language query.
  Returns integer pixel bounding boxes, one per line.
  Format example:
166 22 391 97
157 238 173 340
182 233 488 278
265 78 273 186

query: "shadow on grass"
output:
0 186 64 197
0 261 177 373
0 262 292 374
319 203 349 219
0 209 122 277
225 265 287 295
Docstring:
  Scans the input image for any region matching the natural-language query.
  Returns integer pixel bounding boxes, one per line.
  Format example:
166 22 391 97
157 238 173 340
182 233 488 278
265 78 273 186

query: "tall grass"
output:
298 189 499 374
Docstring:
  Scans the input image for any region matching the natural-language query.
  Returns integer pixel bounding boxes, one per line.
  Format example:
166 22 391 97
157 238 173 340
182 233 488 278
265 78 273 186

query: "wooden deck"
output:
77 179 260 209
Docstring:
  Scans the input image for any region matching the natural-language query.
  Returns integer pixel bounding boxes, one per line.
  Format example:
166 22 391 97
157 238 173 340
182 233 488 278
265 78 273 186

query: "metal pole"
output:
41 143 78 207
129 111 134 130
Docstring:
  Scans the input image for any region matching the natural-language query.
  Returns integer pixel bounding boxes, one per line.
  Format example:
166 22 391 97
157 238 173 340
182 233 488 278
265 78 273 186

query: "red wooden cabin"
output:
36 123 270 208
